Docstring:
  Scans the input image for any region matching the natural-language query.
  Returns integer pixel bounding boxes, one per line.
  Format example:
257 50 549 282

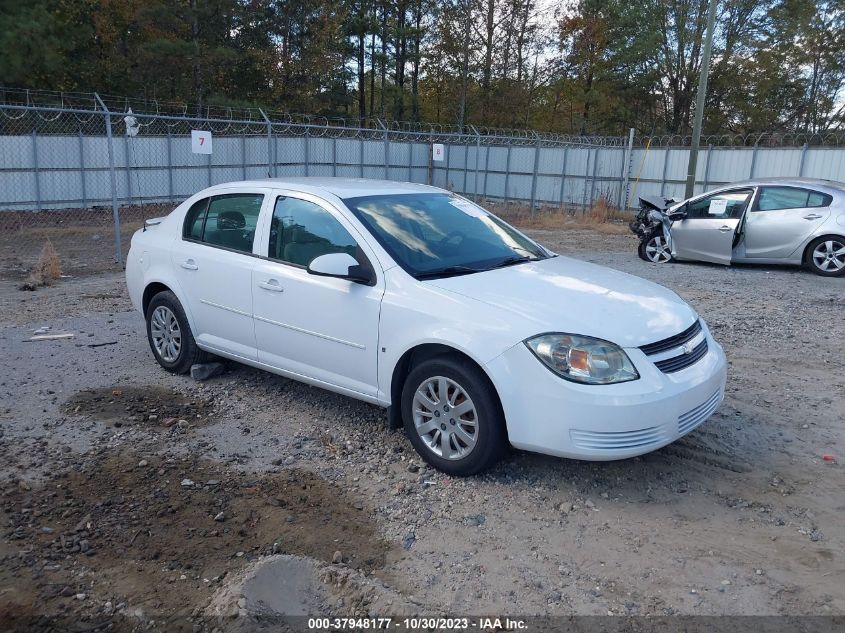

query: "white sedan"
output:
126 178 727 475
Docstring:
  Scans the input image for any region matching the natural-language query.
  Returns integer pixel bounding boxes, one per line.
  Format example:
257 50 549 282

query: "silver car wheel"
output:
812 240 845 272
150 306 182 363
412 376 478 460
645 236 672 263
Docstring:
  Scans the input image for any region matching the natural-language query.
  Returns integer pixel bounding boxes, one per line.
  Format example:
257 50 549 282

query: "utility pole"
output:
684 0 718 199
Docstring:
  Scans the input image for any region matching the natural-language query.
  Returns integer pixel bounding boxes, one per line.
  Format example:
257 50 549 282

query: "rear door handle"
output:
258 279 284 293
718 225 732 233
180 259 198 270
803 213 823 220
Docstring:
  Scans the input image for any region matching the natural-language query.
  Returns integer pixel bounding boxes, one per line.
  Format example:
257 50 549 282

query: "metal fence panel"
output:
753 147 802 178
803 148 845 180
4 94 845 281
705 148 755 184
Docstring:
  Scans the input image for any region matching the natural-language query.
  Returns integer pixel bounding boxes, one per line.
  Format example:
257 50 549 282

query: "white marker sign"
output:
450 198 487 219
708 198 728 215
191 130 213 154
432 143 445 162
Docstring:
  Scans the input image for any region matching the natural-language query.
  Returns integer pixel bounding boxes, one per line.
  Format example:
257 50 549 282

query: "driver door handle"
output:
718 225 732 233
803 213 823 220
180 259 198 270
258 279 284 293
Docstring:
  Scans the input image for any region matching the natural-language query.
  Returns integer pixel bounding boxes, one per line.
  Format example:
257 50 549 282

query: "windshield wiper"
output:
484 255 534 271
414 265 481 280
415 255 539 280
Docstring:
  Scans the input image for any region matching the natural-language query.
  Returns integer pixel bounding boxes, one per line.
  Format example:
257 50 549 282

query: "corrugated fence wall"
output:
1 101 843 215
630 145 845 203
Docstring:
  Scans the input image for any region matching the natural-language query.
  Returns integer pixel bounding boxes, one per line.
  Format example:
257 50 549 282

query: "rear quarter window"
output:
807 191 831 207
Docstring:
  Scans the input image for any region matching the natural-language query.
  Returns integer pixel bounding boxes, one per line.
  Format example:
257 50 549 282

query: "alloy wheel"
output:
812 239 845 272
412 376 478 460
645 236 672 263
150 305 182 363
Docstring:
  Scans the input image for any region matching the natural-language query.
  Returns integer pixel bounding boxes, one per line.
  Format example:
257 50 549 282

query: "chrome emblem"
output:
681 342 694 355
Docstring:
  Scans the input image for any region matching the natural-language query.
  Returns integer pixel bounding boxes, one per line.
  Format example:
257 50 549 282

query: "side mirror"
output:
667 206 688 222
307 252 375 285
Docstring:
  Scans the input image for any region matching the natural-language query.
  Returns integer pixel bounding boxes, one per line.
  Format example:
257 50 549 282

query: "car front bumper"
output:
484 323 727 461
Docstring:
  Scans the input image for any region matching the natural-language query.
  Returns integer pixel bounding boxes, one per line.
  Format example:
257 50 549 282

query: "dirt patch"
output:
205 554 422 623
63 386 214 428
1 451 389 630
0 272 132 327
0 203 174 281
523 227 638 256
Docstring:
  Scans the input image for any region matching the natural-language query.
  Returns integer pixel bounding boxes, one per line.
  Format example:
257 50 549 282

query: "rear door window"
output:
183 198 209 240
756 186 832 211
182 193 264 254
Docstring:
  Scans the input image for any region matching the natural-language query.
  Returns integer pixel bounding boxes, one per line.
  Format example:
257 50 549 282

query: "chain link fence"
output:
2 89 844 280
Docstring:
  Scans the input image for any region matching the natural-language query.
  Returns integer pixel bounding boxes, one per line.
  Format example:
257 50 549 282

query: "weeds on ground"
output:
19 239 62 291
492 196 631 234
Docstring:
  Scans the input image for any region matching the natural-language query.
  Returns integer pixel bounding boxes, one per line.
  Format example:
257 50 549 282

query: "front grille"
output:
654 339 709 373
570 426 665 451
639 319 708 374
639 319 702 355
678 390 722 435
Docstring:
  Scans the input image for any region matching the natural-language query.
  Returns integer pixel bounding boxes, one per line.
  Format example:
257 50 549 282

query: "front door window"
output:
686 189 753 220
268 196 359 267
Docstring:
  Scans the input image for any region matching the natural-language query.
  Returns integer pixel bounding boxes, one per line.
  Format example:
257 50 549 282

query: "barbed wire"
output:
0 88 627 147
2 88 844 146
635 131 845 147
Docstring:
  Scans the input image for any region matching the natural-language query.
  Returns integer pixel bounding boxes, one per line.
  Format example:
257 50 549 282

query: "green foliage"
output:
0 0 842 135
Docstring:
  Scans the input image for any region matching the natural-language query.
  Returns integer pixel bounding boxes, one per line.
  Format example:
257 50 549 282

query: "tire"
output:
145 290 208 374
401 355 507 476
805 236 845 277
638 231 673 263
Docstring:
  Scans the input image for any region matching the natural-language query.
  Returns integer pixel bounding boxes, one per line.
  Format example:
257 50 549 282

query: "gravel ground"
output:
1 227 843 631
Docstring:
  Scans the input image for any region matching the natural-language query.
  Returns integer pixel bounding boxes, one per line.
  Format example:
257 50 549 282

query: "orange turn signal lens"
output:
569 348 589 372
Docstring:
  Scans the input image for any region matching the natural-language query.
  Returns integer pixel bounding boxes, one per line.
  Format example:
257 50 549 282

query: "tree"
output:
2 0 842 136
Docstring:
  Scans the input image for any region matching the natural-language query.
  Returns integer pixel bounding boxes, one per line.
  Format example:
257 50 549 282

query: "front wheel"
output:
805 236 845 277
639 232 673 263
401 355 507 476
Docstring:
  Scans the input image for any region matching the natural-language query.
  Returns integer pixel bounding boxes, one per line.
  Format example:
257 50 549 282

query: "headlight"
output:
524 333 639 385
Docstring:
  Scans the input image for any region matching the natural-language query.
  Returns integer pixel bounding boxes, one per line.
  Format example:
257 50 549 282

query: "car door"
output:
172 190 269 360
744 186 833 259
671 188 754 265
252 191 384 398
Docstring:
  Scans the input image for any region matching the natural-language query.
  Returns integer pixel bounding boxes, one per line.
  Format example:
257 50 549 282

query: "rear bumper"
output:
125 242 143 314
485 323 727 461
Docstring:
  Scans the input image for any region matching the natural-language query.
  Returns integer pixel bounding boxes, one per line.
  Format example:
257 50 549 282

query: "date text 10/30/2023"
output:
307 617 528 630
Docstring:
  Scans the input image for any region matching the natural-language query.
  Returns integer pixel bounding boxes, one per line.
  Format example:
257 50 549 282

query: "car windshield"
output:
343 193 550 279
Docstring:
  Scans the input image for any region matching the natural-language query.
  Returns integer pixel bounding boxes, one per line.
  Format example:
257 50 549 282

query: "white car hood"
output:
426 255 697 348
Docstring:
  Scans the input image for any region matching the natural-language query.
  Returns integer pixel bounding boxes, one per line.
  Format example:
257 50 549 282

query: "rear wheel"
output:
401 355 506 476
639 232 673 263
145 290 208 373
805 236 845 277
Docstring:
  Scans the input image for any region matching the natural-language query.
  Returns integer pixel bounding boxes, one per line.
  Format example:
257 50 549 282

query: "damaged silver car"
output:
629 178 845 277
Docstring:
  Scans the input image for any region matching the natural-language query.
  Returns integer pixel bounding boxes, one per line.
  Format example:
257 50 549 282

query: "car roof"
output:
720 177 845 193
202 177 444 199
